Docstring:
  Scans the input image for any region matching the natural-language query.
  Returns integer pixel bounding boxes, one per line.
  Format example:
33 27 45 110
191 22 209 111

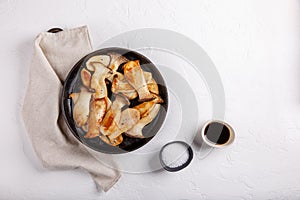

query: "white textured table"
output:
1 0 300 199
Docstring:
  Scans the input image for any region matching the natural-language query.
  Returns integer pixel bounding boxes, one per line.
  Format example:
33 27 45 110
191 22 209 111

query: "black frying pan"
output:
61 47 168 154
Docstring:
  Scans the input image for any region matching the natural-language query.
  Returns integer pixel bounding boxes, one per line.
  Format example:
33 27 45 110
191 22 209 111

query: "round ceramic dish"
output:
61 47 168 154
201 120 235 148
159 141 194 172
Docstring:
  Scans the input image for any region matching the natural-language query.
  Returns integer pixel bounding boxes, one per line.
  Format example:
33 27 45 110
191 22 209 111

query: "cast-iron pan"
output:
61 47 168 154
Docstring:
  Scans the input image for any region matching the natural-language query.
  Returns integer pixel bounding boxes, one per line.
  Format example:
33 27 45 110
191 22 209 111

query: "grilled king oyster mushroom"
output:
69 87 92 128
100 95 130 137
117 62 159 101
111 71 159 99
146 77 159 95
105 52 129 82
107 108 140 142
81 68 91 88
108 52 129 72
86 97 122 146
82 124 88 132
126 104 161 138
134 94 163 118
100 95 140 146
109 134 123 146
123 60 155 102
86 55 110 69
84 97 111 139
111 72 138 99
88 62 113 99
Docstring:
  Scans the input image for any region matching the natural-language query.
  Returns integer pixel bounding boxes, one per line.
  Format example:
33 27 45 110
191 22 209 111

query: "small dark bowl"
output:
61 47 168 154
159 141 193 172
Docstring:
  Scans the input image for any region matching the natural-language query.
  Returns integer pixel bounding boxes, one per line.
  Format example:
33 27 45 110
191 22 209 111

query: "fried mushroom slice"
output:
147 78 159 95
111 72 136 93
143 71 152 82
100 95 130 137
125 104 161 138
109 134 123 146
119 91 138 100
69 87 92 128
89 62 113 99
112 71 159 98
134 94 163 118
84 97 111 138
118 108 140 130
111 72 138 99
123 60 154 102
86 55 110 70
107 108 140 141
105 53 129 82
81 68 91 88
108 52 129 72
144 72 159 94
99 133 113 145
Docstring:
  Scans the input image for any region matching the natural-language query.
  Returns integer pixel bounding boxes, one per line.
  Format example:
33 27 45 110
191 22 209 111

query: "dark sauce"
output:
204 122 230 145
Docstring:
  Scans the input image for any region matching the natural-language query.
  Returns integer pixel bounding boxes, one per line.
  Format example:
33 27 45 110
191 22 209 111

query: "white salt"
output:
161 142 190 168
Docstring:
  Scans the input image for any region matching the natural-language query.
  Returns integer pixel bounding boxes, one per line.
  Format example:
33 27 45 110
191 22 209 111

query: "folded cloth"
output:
22 26 121 192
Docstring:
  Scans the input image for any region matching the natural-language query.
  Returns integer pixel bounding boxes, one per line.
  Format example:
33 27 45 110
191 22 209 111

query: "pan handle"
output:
47 27 63 33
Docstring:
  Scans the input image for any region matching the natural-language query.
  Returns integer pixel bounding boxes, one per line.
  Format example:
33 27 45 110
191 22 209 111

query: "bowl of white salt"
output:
159 141 193 172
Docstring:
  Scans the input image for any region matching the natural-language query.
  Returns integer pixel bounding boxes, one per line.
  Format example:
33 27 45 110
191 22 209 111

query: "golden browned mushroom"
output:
118 108 140 130
143 71 152 82
69 87 92 128
100 95 130 136
107 108 140 141
112 71 159 98
147 78 159 95
109 134 123 146
100 95 142 146
125 104 161 138
134 94 163 118
105 53 129 83
111 72 138 99
81 68 91 88
84 97 111 139
82 124 89 132
143 72 159 94
141 72 160 94
120 91 138 100
123 60 154 102
112 72 136 93
86 55 111 69
99 133 113 145
89 62 113 99
108 52 129 72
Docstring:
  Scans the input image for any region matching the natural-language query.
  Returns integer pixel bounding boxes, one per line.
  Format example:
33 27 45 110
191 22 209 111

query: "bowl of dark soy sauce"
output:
201 120 235 148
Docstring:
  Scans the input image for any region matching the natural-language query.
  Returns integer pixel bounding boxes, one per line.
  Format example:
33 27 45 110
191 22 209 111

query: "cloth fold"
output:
22 26 121 192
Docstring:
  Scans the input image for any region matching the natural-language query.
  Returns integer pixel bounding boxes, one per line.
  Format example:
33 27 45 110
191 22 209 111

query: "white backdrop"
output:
1 0 300 199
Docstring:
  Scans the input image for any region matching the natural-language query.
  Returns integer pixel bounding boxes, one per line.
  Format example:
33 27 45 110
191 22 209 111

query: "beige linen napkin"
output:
22 26 121 192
